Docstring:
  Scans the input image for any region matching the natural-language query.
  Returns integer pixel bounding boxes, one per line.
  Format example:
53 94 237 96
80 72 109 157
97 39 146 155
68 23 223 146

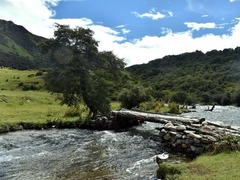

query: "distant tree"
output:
171 91 188 105
221 93 232 105
40 24 125 118
118 84 151 109
234 92 240 107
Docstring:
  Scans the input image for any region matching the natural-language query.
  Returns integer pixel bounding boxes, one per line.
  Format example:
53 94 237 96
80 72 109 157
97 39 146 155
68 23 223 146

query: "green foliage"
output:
168 102 180 114
171 91 187 104
127 47 240 105
157 163 181 180
0 20 52 70
158 152 240 180
212 135 240 154
118 84 152 109
139 99 165 112
41 24 125 118
234 91 240 106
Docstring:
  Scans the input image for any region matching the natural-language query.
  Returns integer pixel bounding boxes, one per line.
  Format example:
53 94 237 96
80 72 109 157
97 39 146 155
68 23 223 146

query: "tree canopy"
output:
41 24 125 118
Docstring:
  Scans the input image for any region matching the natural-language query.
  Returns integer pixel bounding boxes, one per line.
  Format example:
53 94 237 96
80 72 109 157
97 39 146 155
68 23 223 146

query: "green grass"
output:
158 152 240 180
0 90 69 123
0 67 43 90
0 68 123 133
0 68 83 133
0 35 33 59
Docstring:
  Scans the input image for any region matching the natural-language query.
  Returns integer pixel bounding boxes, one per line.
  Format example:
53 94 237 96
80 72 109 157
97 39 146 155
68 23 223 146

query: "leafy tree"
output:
41 24 125 118
171 91 188 105
118 84 151 109
221 93 232 105
234 91 240 107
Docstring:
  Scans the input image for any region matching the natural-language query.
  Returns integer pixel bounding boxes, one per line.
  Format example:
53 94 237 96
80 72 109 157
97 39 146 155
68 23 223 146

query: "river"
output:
1 105 239 180
184 105 240 127
0 122 187 180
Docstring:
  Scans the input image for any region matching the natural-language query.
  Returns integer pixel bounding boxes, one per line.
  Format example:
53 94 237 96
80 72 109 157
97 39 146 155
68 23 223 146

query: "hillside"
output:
127 48 240 105
0 20 51 69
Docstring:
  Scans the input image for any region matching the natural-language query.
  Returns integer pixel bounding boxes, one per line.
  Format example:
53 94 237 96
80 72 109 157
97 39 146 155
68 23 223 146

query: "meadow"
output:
0 67 121 133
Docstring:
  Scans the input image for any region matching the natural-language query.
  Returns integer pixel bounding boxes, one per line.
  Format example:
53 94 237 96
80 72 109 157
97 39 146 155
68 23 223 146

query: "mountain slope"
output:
0 20 51 69
126 48 240 105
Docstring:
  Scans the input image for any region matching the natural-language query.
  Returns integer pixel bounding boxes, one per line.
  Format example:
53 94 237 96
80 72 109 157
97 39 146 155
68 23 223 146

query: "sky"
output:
0 0 240 66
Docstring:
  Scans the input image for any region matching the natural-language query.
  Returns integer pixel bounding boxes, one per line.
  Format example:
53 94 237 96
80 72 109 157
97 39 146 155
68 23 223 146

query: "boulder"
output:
176 125 186 131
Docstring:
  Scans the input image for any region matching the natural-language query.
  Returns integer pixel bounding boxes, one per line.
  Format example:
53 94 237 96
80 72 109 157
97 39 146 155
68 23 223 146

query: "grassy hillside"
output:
0 68 73 132
0 19 52 69
127 48 240 105
0 68 121 133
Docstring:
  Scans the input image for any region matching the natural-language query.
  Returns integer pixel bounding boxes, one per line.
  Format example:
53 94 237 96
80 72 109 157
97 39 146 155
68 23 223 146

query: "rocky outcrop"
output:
157 120 240 155
85 110 144 130
108 109 240 155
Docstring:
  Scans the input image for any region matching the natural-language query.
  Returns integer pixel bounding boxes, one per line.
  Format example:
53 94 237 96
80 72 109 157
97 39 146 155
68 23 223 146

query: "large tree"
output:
41 24 125 118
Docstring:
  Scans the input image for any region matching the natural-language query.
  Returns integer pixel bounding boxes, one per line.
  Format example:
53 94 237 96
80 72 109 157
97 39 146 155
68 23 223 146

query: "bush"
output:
234 91 240 106
212 135 240 154
64 107 81 117
157 163 181 179
35 71 43 76
139 99 165 112
168 102 180 114
118 84 151 109
22 84 42 91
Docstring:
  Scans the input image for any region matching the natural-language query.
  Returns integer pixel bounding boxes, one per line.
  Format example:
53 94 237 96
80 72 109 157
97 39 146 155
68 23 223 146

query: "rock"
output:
187 132 202 139
163 134 171 141
184 130 196 134
161 129 168 134
170 131 178 136
191 124 202 128
182 144 188 148
206 135 217 142
164 122 174 129
202 125 216 131
190 145 197 152
193 138 201 144
176 139 182 145
176 125 186 131
176 133 182 139
182 135 187 139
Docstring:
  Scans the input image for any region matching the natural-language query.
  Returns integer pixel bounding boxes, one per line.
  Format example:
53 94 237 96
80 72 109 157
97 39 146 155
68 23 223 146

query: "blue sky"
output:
1 0 240 65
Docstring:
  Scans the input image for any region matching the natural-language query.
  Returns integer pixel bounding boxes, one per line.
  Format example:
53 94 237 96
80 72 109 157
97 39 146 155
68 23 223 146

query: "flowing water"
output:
1 106 239 180
184 105 240 127
0 122 185 180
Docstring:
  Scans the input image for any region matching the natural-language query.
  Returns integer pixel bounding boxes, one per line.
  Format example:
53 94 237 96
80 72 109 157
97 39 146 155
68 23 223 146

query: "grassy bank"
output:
0 67 121 133
157 152 240 180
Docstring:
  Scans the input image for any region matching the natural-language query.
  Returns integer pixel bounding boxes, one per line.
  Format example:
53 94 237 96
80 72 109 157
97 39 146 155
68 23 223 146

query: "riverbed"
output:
0 122 187 180
184 105 240 127
1 105 239 179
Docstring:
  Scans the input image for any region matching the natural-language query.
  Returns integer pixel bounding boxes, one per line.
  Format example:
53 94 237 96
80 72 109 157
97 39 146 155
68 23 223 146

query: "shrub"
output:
64 107 81 117
212 135 240 154
118 84 151 109
139 99 165 112
35 71 43 76
18 82 24 87
157 163 181 179
168 102 180 114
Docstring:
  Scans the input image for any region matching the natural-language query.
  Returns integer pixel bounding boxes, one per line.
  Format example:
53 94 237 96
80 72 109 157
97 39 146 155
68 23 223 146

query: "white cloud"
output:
0 0 59 38
202 14 208 18
121 28 130 34
0 0 240 66
132 8 166 20
184 22 217 31
168 11 173 17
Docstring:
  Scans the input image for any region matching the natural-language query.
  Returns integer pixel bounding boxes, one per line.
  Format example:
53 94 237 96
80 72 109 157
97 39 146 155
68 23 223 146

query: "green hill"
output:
126 48 240 105
0 19 51 69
